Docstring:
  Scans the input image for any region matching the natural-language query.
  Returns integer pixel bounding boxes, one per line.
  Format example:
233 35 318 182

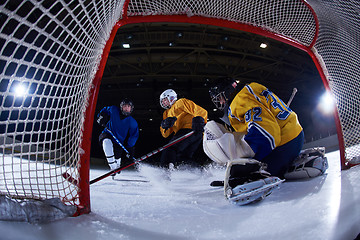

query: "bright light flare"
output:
122 43 130 48
260 43 268 48
318 91 335 115
15 84 27 97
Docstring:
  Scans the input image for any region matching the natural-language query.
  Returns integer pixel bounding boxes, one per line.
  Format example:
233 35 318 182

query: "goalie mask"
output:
209 77 238 110
160 89 177 109
120 98 134 116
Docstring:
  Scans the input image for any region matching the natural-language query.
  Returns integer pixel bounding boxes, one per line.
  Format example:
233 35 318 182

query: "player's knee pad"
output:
284 147 328 180
102 138 114 156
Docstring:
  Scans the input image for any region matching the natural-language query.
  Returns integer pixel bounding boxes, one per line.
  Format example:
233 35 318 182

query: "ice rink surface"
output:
1 150 360 240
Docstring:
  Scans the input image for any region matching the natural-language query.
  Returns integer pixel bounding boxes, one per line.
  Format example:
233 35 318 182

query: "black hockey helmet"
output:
120 98 134 116
209 77 238 110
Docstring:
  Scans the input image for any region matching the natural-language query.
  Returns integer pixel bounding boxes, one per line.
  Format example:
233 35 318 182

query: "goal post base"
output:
0 195 77 223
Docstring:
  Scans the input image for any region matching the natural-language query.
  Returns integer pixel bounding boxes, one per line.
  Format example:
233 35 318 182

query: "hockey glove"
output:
97 111 110 127
192 116 205 133
161 117 177 130
125 146 135 160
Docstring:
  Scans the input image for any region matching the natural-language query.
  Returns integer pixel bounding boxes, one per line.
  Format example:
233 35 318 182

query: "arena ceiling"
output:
91 22 336 158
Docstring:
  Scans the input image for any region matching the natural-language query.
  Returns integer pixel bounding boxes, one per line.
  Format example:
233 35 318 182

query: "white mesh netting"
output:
307 0 360 163
0 0 123 215
0 0 359 218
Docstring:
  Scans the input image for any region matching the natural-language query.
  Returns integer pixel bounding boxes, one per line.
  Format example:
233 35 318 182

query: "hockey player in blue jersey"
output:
97 98 139 175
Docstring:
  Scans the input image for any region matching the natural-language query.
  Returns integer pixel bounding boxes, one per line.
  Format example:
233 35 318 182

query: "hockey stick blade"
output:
89 131 195 185
112 178 149 183
210 180 224 187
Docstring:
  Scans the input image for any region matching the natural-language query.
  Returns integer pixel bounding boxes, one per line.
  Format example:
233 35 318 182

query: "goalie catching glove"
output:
203 120 255 164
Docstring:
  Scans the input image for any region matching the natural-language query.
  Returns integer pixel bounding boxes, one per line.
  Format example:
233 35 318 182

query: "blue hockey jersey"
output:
99 106 139 148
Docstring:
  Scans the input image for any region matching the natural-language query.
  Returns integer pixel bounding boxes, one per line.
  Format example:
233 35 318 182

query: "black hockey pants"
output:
160 129 202 168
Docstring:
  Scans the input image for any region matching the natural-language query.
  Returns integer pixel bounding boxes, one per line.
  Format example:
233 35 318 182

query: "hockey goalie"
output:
204 78 328 205
203 120 285 205
203 120 328 205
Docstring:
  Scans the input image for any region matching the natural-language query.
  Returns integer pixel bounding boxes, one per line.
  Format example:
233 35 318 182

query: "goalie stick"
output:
287 87 298 107
63 130 195 185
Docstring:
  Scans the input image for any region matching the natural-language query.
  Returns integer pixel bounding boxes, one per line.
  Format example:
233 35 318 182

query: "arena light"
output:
122 43 130 48
260 43 268 48
14 84 27 97
318 91 335 115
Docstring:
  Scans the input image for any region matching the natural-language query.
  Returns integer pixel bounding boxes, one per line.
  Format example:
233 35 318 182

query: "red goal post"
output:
0 0 359 219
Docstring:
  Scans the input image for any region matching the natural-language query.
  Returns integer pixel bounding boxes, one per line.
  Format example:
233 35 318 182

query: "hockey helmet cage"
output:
160 89 177 109
120 98 134 116
209 77 238 110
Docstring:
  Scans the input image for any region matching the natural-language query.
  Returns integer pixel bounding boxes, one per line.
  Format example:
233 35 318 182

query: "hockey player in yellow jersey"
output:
228 82 304 165
208 78 304 177
159 89 208 168
204 78 328 205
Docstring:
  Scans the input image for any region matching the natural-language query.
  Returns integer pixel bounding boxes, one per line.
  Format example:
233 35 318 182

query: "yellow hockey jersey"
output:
160 98 208 138
228 82 303 160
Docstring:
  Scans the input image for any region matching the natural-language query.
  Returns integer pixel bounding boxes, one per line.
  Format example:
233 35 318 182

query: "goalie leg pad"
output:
226 177 284 205
224 159 283 205
225 159 270 188
284 147 328 180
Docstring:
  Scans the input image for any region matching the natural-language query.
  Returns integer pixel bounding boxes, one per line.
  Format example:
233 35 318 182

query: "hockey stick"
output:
89 130 194 185
62 126 136 185
287 87 298 107
104 127 137 162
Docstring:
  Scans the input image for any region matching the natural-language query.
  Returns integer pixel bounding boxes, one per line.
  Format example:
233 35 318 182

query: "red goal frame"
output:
78 0 348 215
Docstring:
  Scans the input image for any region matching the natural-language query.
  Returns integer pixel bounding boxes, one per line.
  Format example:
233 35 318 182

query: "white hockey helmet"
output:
160 89 177 109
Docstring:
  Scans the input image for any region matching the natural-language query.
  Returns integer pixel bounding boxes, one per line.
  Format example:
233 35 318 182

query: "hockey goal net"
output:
0 0 359 220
